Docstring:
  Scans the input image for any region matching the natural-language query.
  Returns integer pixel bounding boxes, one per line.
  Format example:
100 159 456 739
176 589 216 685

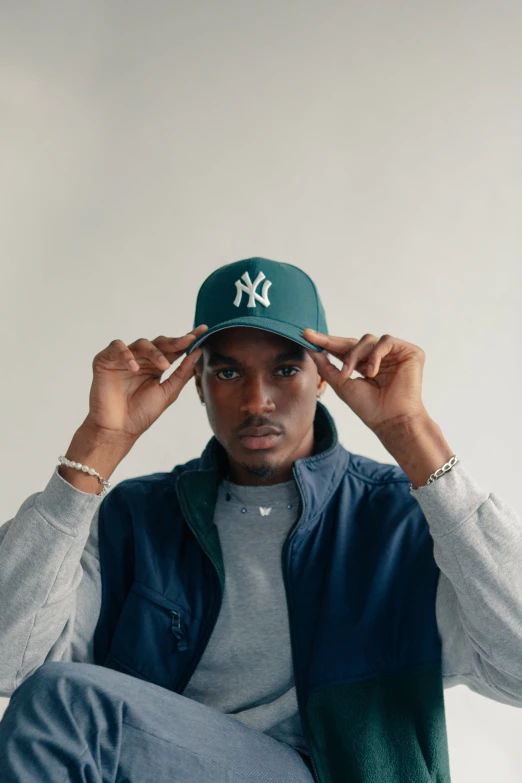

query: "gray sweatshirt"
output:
182 478 307 751
1 457 522 757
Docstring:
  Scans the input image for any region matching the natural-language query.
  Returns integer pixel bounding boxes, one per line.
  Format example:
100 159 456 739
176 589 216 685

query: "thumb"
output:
160 348 202 405
307 349 343 390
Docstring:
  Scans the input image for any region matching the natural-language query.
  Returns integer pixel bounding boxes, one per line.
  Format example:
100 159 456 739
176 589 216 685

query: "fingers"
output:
92 339 162 373
160 348 203 401
125 326 209 372
150 325 209 360
303 329 359 357
123 338 173 372
307 349 343 385
304 329 383 372
307 347 374 386
93 326 208 375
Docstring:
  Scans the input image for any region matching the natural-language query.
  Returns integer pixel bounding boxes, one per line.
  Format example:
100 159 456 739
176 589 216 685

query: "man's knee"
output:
13 661 100 700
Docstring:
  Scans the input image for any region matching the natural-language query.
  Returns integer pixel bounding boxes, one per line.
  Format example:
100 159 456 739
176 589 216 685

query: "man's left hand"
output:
303 329 429 438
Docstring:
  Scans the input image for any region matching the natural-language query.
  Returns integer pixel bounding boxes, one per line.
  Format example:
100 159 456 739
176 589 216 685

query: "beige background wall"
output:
1 1 522 779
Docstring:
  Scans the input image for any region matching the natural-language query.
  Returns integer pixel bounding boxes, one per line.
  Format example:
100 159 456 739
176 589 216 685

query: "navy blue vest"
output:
93 402 451 782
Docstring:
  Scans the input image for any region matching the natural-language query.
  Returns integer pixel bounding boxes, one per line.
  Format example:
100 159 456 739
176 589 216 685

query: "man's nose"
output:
239 377 276 415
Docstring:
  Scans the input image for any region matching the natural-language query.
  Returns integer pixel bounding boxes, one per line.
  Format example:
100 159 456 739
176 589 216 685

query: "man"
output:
0 256 521 782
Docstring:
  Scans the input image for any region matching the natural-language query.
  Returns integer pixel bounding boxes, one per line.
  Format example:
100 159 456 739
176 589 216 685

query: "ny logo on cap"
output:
233 271 272 308
259 507 272 516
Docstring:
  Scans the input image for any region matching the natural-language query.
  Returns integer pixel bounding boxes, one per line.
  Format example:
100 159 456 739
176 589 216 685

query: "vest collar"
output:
175 402 350 591
197 401 349 516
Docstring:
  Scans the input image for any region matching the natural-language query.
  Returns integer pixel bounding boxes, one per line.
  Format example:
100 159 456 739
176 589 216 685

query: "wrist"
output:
79 418 139 450
375 410 432 447
59 422 136 494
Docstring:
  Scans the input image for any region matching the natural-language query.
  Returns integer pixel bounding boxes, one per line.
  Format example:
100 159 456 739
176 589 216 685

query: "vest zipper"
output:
177 467 319 779
175 478 225 695
170 610 187 652
282 465 320 783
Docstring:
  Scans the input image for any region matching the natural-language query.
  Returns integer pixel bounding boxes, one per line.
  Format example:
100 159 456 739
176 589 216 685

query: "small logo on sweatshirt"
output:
259 507 272 516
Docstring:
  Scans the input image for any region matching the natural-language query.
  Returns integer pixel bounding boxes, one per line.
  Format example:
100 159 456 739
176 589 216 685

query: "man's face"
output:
194 327 327 485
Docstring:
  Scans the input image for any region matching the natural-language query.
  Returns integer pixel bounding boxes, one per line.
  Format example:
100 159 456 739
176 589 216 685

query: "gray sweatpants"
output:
0 662 315 782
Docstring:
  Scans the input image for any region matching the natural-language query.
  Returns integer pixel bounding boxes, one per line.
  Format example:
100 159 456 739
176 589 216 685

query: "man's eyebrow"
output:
206 346 307 368
273 347 307 363
206 352 240 368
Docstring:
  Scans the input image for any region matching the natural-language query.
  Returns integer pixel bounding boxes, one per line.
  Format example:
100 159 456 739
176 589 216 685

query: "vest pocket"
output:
105 579 193 688
130 580 189 653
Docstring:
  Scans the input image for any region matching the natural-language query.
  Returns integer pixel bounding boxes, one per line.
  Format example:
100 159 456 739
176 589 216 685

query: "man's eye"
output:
216 369 239 380
215 367 299 380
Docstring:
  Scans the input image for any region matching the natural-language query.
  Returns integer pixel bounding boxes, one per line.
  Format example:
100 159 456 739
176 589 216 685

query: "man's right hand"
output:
84 324 209 443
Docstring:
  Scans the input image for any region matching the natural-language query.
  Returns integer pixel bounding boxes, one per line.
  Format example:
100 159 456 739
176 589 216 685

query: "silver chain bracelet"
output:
58 456 111 497
409 455 459 493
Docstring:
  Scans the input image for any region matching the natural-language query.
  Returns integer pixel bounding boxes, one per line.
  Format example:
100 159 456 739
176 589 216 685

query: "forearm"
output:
0 425 132 694
426 461 522 699
376 414 454 489
378 415 522 699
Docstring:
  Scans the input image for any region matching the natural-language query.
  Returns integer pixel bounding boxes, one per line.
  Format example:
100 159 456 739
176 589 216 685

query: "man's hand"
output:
85 324 209 442
303 329 429 438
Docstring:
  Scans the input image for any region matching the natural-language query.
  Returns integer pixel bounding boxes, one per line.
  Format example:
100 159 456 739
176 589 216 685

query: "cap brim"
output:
185 317 326 355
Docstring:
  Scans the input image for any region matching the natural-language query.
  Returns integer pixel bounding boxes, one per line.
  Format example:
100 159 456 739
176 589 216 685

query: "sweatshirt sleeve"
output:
410 459 522 707
0 465 104 697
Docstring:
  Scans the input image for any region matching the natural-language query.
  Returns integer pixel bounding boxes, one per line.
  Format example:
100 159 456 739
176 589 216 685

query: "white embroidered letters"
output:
233 271 272 308
259 507 272 516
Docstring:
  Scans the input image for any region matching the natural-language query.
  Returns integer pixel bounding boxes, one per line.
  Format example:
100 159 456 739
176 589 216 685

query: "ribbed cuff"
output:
409 459 490 537
33 464 105 537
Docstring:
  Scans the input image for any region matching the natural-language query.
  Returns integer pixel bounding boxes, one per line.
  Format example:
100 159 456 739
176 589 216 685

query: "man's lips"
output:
239 426 281 437
238 426 282 450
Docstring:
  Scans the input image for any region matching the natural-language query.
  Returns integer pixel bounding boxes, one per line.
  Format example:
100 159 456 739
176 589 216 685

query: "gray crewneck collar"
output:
219 477 300 506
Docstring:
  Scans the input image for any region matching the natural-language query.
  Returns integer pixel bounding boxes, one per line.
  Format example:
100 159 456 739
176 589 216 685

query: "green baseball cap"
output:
186 256 328 355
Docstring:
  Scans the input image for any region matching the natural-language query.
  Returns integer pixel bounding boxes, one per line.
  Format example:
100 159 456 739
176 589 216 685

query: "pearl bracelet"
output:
58 456 111 497
409 455 459 493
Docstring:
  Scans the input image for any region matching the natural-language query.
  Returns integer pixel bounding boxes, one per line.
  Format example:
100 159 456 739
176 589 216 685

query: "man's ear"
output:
317 376 327 399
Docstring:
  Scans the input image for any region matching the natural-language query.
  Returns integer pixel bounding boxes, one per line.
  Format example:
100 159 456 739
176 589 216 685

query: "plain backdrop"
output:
1 1 522 780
